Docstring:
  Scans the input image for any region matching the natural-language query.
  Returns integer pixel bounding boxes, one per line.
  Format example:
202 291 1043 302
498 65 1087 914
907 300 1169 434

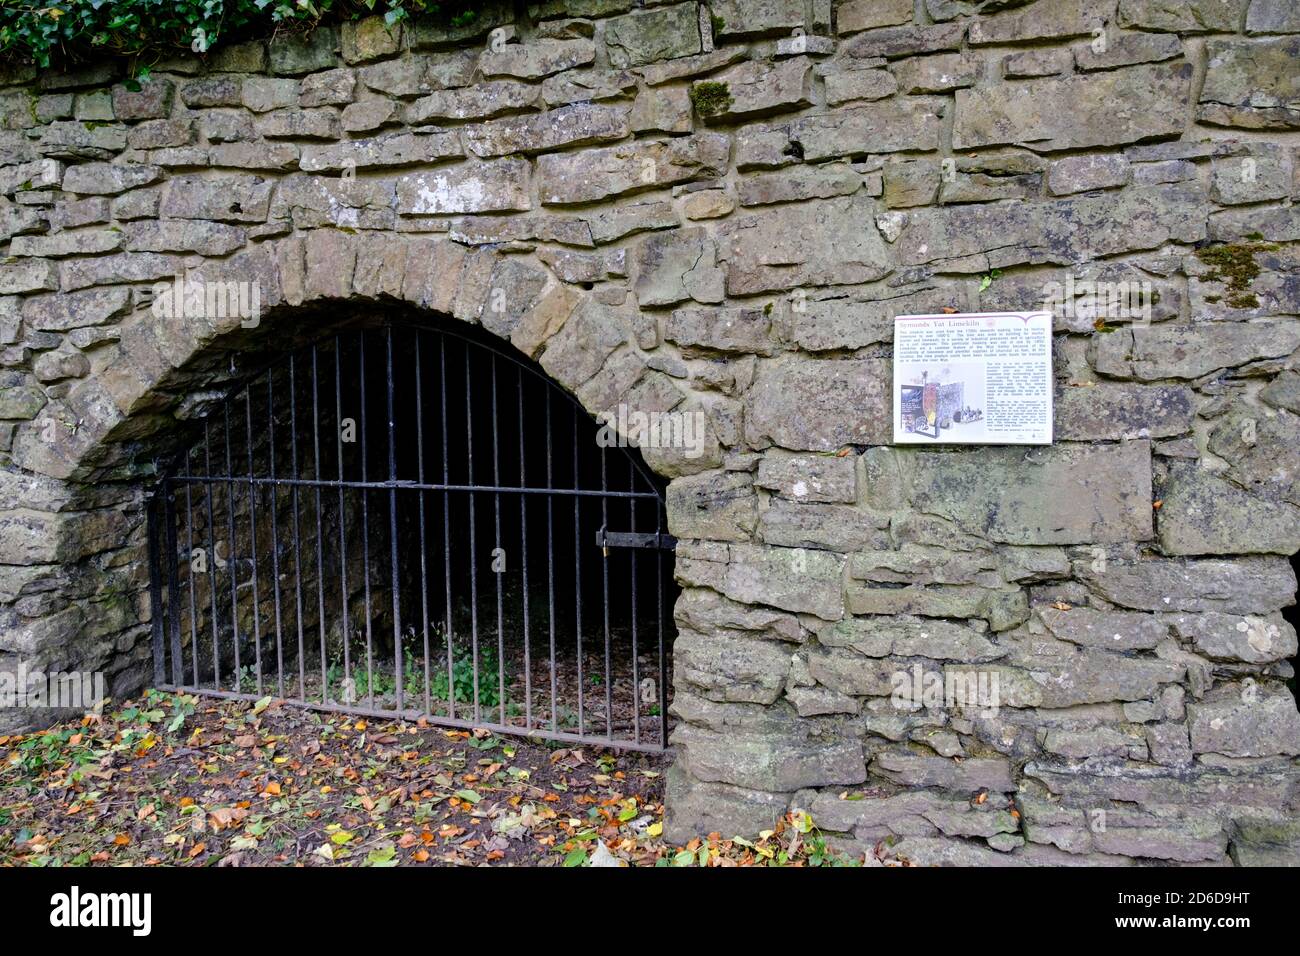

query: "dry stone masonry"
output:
2 0 1300 865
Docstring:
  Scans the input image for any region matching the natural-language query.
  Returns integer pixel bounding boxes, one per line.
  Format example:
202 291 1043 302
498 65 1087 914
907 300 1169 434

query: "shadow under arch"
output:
143 304 678 752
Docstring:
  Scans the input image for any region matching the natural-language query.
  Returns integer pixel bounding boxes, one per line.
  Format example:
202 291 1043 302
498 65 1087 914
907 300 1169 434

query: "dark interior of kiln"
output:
151 320 676 750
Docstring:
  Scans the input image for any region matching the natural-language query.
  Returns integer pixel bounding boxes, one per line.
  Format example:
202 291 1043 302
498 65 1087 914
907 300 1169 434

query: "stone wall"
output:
2 0 1299 865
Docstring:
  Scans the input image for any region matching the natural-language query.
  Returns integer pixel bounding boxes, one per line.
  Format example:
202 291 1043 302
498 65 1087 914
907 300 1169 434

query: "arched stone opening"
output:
145 308 677 750
3 235 711 744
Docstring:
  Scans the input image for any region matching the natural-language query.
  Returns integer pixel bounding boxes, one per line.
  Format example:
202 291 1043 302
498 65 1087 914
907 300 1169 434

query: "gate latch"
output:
595 527 677 556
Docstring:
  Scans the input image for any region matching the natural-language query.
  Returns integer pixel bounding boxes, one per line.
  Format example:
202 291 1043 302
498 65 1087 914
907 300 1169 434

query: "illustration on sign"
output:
893 312 1053 445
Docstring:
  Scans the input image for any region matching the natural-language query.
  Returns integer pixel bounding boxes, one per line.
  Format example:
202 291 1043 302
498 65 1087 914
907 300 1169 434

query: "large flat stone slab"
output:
898 442 1154 545
954 63 1191 151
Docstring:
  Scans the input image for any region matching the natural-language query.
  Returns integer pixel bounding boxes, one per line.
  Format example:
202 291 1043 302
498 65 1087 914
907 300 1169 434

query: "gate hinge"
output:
595 528 677 552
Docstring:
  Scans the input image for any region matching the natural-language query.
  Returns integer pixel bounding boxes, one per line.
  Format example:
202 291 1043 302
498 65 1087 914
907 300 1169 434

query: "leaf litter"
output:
1 689 882 867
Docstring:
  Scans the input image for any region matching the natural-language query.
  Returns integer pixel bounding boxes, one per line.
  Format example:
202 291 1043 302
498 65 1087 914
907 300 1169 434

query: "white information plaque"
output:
892 311 1053 445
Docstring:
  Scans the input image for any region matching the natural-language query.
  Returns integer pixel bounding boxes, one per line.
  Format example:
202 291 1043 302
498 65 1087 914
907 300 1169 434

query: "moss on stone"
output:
1195 241 1279 310
690 81 733 118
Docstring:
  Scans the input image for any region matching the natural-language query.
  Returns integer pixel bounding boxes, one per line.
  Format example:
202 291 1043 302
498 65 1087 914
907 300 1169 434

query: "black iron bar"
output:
224 406 243 691
439 333 455 721
183 455 200 688
166 475 657 498
414 331 432 716
358 331 375 709
334 336 352 699
545 387 556 734
573 407 583 738
386 324 404 711
288 355 308 701
204 423 222 691
266 372 286 698
629 457 640 745
312 344 328 701
163 482 183 686
600 444 611 740
465 343 481 723
490 354 505 726
517 366 531 733
146 496 166 687
245 387 264 695
658 498 668 750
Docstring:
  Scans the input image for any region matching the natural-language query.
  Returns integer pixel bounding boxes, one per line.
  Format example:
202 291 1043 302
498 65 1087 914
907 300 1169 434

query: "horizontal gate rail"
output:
162 475 662 498
146 318 675 752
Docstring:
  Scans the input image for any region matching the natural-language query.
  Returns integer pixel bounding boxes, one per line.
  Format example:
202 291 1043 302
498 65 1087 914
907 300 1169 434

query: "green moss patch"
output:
1195 241 1279 310
690 81 733 119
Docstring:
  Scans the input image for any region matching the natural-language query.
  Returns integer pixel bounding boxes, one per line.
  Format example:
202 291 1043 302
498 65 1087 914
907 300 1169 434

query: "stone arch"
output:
13 230 718 486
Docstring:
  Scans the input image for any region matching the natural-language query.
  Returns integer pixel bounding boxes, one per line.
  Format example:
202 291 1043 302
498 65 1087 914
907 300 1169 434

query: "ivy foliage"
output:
0 1 480 69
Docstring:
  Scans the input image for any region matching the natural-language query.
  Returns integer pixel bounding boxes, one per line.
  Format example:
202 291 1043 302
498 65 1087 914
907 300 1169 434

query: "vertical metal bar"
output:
573 406 583 738
204 423 222 691
245 387 264 695
490 354 505 725
146 494 166 687
465 343 480 722
266 372 285 698
163 480 184 687
546 387 556 733
517 367 531 732
223 406 243 691
312 344 328 700
414 331 432 716
629 457 640 745
183 455 200 688
439 333 455 720
600 442 611 740
334 337 351 697
289 354 308 701
658 498 668 750
358 330 375 708
386 324 404 712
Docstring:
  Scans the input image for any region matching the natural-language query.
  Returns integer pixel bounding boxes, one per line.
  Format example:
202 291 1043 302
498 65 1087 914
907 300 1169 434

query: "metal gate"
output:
146 320 675 752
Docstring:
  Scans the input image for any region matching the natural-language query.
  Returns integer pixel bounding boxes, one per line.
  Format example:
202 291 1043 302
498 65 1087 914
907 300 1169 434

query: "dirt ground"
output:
0 690 870 867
